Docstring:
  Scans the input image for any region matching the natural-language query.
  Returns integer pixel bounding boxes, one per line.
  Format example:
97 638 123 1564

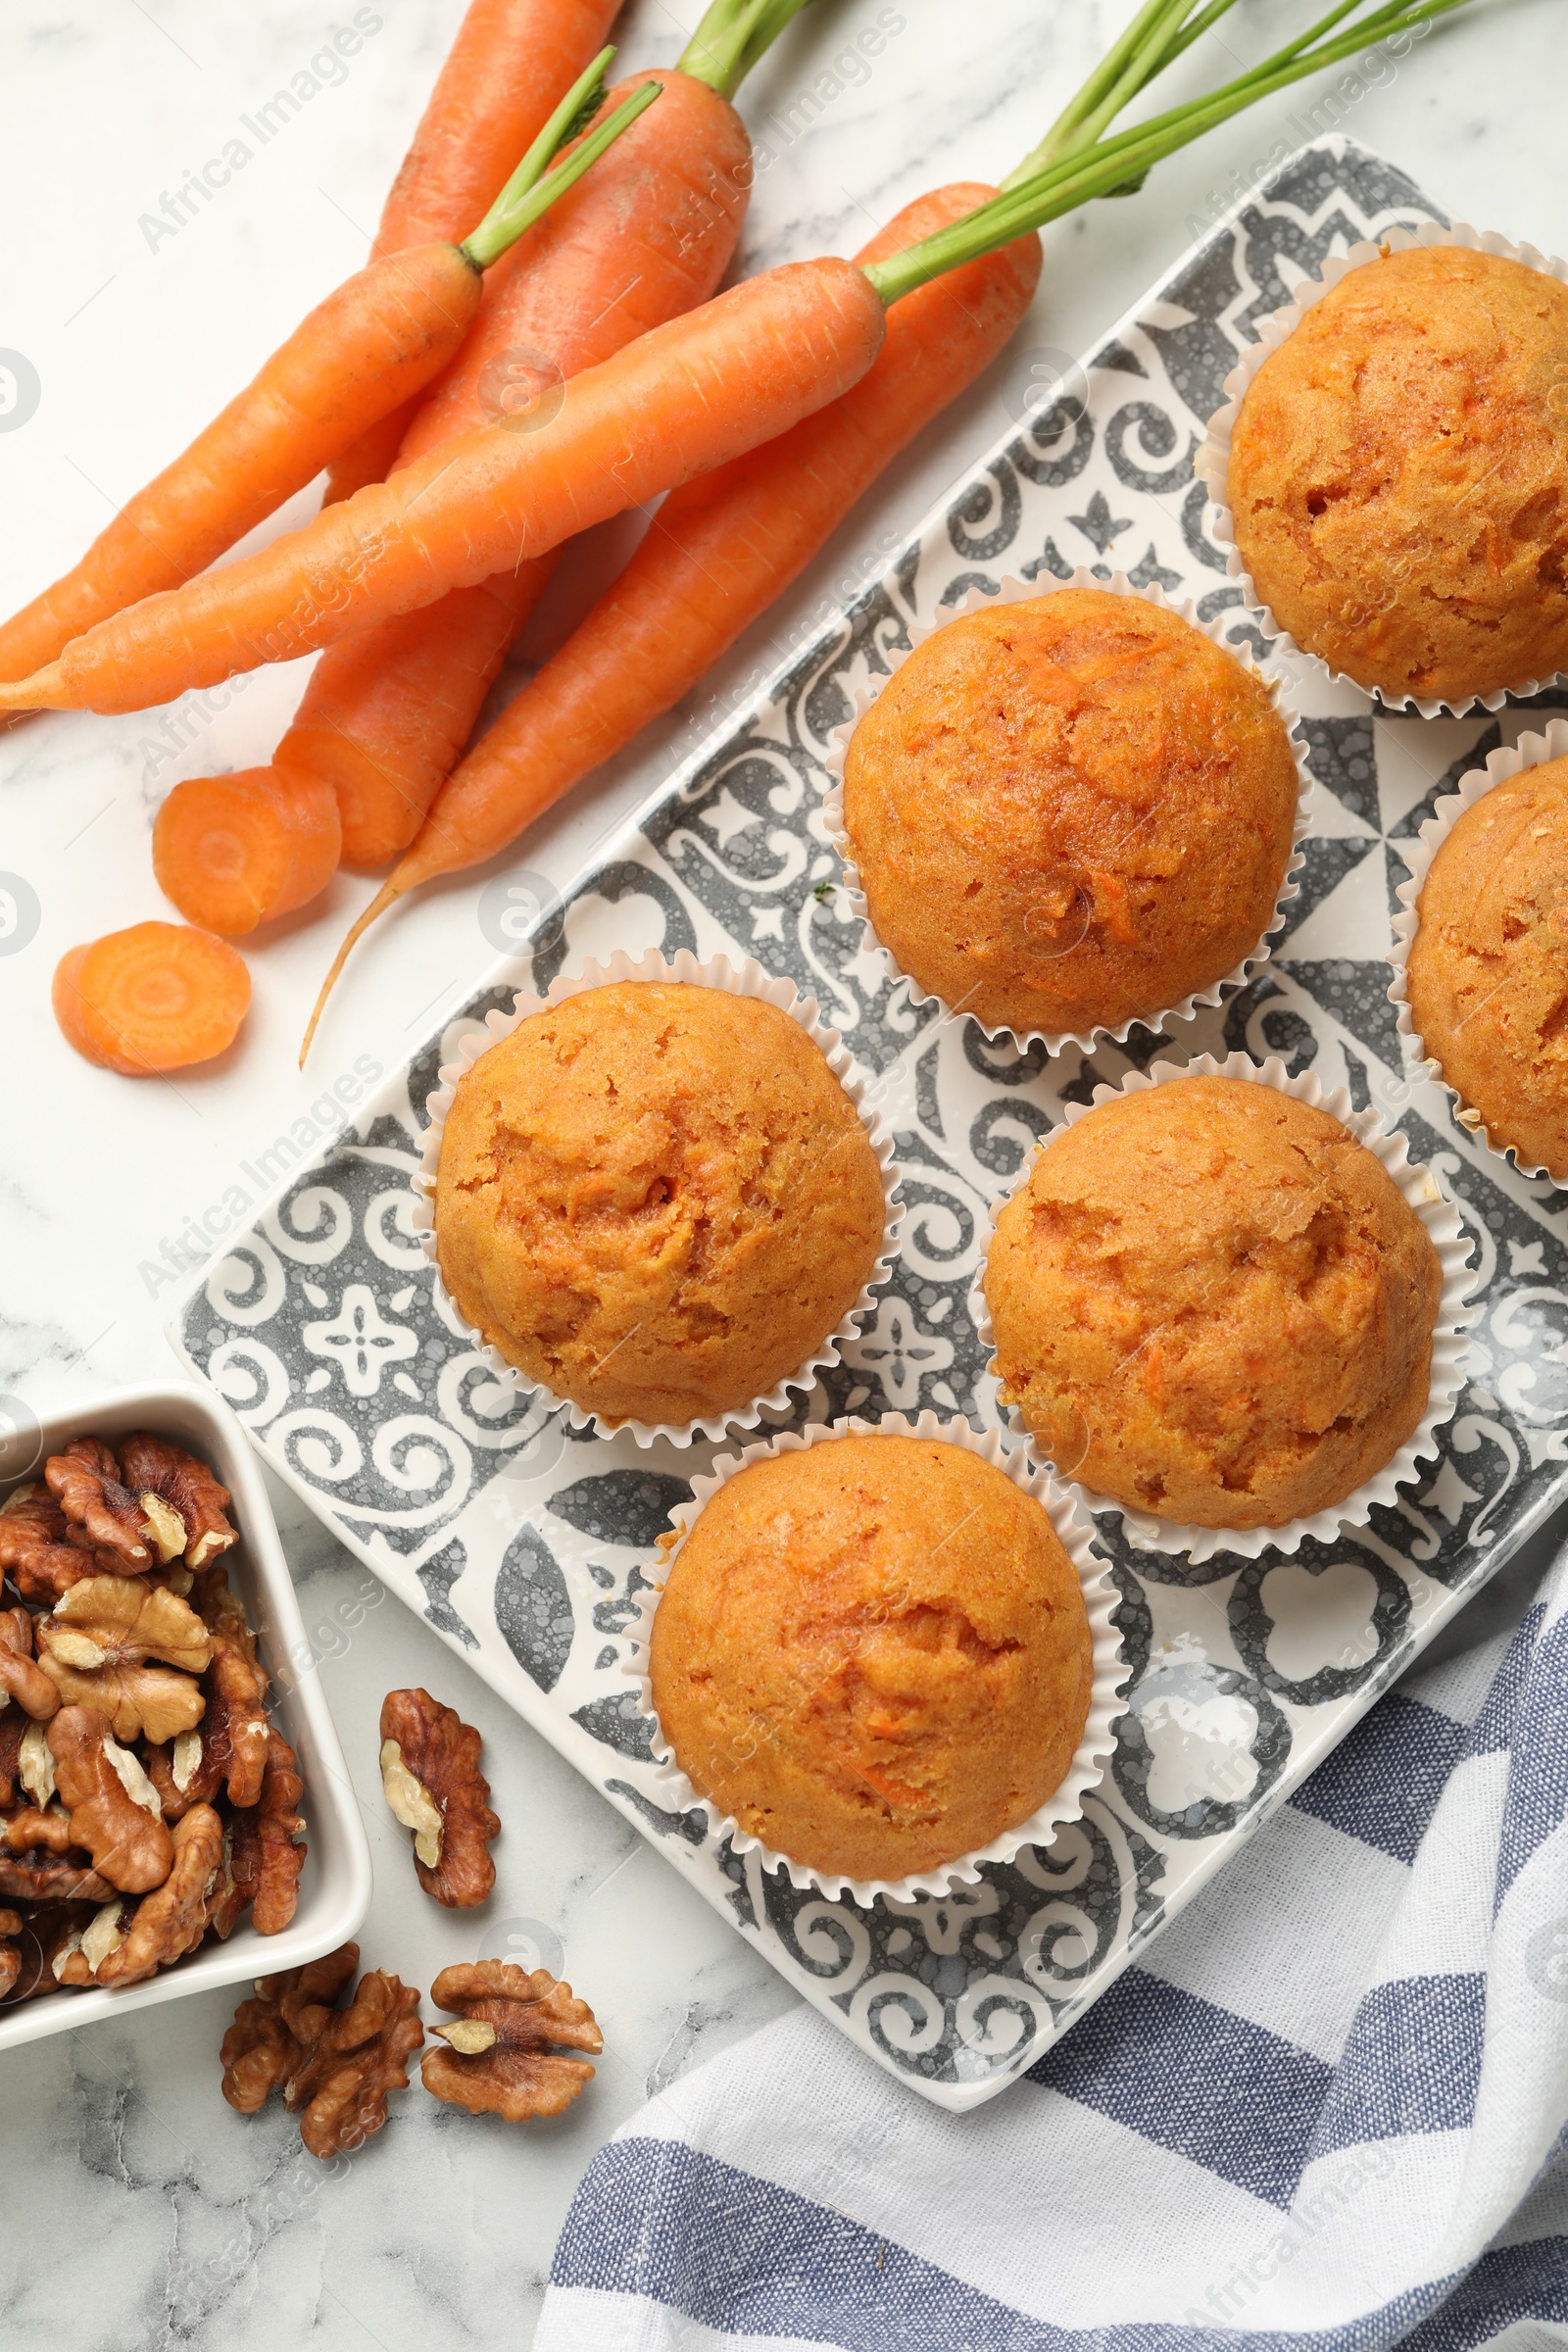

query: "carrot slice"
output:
152 769 341 936
53 924 250 1075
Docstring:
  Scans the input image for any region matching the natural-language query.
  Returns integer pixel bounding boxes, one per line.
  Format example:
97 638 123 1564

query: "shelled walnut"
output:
194 1568 270 1807
378 1688 499 1908
211 1729 305 1939
118 1435 237 1573
0 1605 59 1720
0 1486 85 1605
36 1578 209 1743
0 1426 305 2008
45 1439 166 1573
48 1705 174 1892
220 1943 424 2157
423 1963 602 2120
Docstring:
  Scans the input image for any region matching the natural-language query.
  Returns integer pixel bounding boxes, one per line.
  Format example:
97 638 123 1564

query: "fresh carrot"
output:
53 924 250 1075
315 186 1040 961
0 244 480 689
272 568 555 874
0 54 656 688
322 0 622 506
0 0 1472 726
152 768 341 936
276 31 765 876
1 258 887 720
4 260 887 719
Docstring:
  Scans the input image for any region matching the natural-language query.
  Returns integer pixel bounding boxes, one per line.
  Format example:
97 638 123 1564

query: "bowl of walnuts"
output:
0 1380 371 2049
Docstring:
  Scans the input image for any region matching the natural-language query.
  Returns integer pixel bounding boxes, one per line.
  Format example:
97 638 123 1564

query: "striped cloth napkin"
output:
536 1542 1568 2350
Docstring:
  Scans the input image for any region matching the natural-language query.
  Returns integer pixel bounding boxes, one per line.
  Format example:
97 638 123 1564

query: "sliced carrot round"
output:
53 922 250 1075
153 766 341 934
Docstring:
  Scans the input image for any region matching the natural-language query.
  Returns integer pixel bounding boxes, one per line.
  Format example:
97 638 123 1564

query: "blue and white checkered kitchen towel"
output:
536 1545 1568 2350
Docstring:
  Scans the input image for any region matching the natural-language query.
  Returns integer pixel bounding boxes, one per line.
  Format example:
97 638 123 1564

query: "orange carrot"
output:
277 63 754 872
274 568 555 873
375 0 622 256
54 924 250 1075
396 69 753 470
322 0 621 506
0 257 890 719
0 53 655 687
152 768 341 936
0 243 482 687
302 188 1039 1017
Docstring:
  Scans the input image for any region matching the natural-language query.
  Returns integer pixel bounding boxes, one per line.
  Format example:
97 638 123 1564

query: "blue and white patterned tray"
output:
172 141 1568 2111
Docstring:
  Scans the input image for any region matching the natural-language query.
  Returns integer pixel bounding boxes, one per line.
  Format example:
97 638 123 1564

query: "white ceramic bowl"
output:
0 1381 372 2052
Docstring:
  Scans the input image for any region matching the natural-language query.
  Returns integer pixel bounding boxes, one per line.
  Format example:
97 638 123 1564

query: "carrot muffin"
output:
983 1076 1443 1529
648 1435 1094 1882
1225 244 1568 706
1405 755 1568 1178
432 983 885 1426
841 590 1298 1038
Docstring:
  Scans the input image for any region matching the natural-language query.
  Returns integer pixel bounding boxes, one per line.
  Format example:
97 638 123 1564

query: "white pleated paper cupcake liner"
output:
1389 715 1568 1185
411 948 904 1449
968 1051 1478 1565
1196 220 1568 718
818 567 1312 1055
620 1409 1129 1903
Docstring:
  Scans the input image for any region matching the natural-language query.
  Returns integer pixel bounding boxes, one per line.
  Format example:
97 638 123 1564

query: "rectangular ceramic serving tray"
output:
172 139 1568 2110
0 1383 372 2051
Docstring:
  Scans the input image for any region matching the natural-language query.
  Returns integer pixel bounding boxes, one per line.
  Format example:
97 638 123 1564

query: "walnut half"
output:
0 1606 59 1722
47 1705 173 1893
378 1689 498 1909
220 1943 424 2158
422 1963 602 2121
0 1485 86 1606
36 1578 209 1745
95 1804 225 1987
118 1433 238 1572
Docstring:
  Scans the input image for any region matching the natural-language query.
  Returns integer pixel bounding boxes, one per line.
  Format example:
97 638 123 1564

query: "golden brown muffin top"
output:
983 1076 1443 1530
1227 245 1568 706
433 984 886 1426
648 1435 1094 1883
841 590 1298 1038
1406 755 1568 1179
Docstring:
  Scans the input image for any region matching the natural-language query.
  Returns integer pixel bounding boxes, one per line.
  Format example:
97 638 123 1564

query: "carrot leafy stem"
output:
865 0 1474 307
679 0 818 99
462 52 662 272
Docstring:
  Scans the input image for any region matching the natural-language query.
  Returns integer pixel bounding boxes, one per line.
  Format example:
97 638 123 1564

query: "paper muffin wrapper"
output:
620 1408 1129 1903
1388 715 1568 1185
1195 219 1568 718
411 948 905 1449
818 567 1312 1055
967 1050 1478 1565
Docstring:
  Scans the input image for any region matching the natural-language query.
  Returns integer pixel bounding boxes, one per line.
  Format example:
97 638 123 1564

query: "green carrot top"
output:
864 0 1474 307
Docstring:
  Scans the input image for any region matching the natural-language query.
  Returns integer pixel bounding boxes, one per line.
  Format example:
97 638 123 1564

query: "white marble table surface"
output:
2 0 1567 2342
